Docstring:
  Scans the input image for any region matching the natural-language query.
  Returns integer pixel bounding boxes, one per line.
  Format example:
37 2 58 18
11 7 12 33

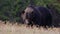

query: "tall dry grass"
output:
0 21 60 34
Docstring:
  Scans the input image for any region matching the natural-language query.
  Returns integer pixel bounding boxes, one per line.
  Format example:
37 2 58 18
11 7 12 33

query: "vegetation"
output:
0 0 60 23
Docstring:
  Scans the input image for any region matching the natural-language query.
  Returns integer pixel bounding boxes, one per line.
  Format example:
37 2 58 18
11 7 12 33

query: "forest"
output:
0 0 60 23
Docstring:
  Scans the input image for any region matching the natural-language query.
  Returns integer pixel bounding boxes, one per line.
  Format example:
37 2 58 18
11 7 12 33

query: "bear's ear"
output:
22 10 25 14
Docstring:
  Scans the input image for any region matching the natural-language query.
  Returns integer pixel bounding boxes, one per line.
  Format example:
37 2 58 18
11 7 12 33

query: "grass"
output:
0 21 60 34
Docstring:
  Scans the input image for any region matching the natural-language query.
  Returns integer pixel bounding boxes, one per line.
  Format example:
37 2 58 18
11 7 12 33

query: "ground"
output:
0 21 60 34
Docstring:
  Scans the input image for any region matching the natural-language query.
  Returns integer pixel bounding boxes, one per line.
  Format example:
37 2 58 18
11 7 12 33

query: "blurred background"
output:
0 0 60 24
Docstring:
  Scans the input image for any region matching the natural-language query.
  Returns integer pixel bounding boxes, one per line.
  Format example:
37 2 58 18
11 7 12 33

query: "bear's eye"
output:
31 11 33 14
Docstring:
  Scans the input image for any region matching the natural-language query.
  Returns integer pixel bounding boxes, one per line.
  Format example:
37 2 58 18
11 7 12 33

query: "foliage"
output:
0 0 60 23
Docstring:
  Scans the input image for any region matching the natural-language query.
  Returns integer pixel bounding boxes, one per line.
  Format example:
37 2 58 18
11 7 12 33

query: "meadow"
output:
0 21 60 34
